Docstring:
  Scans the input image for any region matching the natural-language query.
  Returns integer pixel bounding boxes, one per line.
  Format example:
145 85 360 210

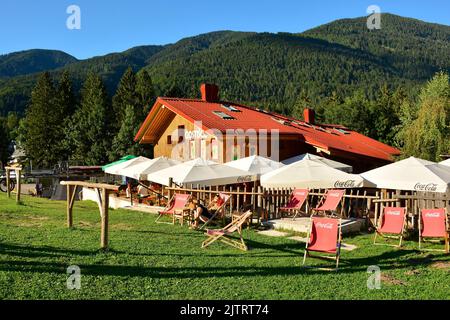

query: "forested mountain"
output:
143 30 412 114
303 14 450 80
0 13 448 117
0 49 77 78
0 45 164 115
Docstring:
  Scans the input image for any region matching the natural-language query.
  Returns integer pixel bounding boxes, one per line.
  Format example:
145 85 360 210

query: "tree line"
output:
293 71 449 161
8 67 156 167
0 69 448 168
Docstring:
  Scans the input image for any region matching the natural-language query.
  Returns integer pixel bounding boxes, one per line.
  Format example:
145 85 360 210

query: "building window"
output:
221 104 241 112
212 111 235 120
167 135 172 145
178 125 185 143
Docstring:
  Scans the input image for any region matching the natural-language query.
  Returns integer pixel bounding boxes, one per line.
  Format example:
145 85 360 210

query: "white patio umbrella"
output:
145 158 258 187
118 157 180 180
361 157 450 192
282 153 353 173
261 159 368 189
104 156 151 176
439 158 450 167
225 155 285 176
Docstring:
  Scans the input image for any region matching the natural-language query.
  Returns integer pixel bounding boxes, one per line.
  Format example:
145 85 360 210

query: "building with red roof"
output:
135 84 401 172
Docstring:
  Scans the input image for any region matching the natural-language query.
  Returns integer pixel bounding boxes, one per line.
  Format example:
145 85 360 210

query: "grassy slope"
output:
0 193 448 300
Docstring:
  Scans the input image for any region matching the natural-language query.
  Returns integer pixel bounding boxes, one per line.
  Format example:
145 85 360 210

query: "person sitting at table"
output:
137 184 149 199
190 194 224 229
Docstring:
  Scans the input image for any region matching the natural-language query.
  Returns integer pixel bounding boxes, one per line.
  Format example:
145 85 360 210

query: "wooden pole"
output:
15 168 21 203
67 185 74 228
6 168 10 198
100 188 109 249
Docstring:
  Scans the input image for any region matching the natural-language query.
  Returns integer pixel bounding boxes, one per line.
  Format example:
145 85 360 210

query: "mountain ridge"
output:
0 13 448 116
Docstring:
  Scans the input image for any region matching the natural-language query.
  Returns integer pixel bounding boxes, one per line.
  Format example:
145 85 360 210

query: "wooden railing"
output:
164 184 379 223
163 184 450 229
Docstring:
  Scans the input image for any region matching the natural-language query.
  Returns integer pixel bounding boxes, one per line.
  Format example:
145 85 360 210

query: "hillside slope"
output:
0 14 448 116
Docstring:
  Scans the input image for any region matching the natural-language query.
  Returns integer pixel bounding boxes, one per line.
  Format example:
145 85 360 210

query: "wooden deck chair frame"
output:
419 208 449 253
202 210 253 251
312 189 345 217
199 193 231 230
155 193 191 224
302 216 342 271
373 207 407 248
280 189 309 221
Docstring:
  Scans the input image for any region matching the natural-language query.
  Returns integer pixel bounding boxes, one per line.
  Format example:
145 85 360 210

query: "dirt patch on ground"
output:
78 221 96 227
112 223 134 231
25 215 49 221
430 261 450 270
404 269 421 276
381 274 406 286
16 221 43 228
406 254 449 271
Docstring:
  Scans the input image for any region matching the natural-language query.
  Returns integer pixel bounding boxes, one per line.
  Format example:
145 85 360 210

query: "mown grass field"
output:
0 192 449 300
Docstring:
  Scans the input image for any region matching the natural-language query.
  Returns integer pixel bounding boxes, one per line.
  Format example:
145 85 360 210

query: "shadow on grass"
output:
0 240 303 260
0 242 448 278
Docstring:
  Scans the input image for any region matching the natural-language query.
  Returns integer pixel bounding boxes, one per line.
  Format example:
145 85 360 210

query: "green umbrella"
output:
102 155 137 171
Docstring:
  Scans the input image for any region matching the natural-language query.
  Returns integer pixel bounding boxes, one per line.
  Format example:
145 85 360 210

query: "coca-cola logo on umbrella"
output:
414 183 438 191
334 180 356 188
237 175 253 183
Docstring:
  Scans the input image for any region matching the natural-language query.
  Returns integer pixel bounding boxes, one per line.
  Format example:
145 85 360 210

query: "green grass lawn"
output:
0 192 449 300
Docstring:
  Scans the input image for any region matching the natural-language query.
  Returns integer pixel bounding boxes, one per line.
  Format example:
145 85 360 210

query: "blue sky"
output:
1 0 449 59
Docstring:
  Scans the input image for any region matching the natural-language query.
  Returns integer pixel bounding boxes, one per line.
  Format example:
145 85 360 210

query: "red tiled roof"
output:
135 97 401 162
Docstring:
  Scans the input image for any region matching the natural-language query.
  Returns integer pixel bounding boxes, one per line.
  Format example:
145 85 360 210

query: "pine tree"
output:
322 90 372 136
56 71 76 119
136 70 156 116
55 71 76 160
371 84 402 145
22 72 62 167
112 67 138 131
69 72 112 165
109 105 143 160
291 89 312 120
0 118 9 168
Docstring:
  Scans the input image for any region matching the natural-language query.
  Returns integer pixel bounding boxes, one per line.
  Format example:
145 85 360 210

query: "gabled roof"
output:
135 97 401 162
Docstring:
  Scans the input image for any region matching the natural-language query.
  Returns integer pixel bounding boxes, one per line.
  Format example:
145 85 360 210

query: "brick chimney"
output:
200 83 219 102
303 108 315 124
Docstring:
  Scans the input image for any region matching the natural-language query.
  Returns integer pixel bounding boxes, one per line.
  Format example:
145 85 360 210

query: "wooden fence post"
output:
15 168 21 203
67 185 74 228
6 168 10 198
100 188 109 249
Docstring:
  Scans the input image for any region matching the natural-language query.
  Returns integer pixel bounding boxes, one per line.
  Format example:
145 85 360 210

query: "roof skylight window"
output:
213 111 235 120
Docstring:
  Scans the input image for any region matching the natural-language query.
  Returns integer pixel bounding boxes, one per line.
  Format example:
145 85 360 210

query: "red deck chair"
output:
419 208 449 253
303 216 342 270
155 193 191 224
199 193 231 230
280 189 309 220
373 207 407 247
312 189 345 216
